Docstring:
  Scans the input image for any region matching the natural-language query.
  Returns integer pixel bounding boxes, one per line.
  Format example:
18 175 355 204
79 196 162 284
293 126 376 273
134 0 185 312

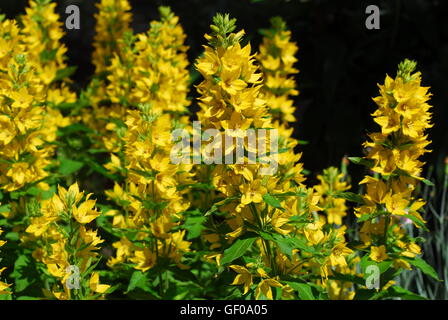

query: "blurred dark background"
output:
2 0 447 184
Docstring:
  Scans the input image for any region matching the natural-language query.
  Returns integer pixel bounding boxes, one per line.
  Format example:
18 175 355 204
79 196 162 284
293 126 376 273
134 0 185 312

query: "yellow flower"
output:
240 179 266 206
10 88 34 108
329 243 353 267
370 245 389 262
130 248 156 272
0 268 12 295
72 194 101 224
230 265 253 295
255 278 283 300
89 272 110 294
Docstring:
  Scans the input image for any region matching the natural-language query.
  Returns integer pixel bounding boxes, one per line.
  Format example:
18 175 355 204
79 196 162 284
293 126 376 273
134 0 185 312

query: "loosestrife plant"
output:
0 0 440 301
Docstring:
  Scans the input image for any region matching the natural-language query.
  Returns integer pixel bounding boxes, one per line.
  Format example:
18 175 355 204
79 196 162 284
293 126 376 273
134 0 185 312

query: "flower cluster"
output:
356 60 432 269
0 18 53 192
92 0 132 75
97 7 195 279
25 183 109 299
106 6 190 114
105 106 194 273
315 166 350 226
194 14 355 300
257 17 299 124
20 0 76 109
82 0 133 155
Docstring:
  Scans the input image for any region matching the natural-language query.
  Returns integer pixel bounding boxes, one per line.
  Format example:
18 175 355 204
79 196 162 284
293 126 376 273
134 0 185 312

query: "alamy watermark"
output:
66 265 80 290
365 5 380 30
365 264 380 290
65 5 80 30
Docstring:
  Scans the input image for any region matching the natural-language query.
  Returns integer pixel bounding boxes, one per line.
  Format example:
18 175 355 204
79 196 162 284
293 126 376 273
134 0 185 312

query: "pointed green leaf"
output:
220 236 257 266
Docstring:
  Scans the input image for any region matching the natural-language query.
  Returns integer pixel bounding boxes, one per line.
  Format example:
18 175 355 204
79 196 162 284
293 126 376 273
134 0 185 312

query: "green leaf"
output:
357 213 378 223
273 234 316 257
272 235 296 257
406 257 440 281
59 123 93 135
405 214 429 231
140 198 168 212
126 271 160 298
16 296 40 300
285 282 315 300
373 286 427 300
348 157 374 167
85 158 119 181
387 286 427 300
334 191 364 204
287 215 312 227
0 293 12 300
9 191 26 200
5 232 19 241
0 204 10 214
353 288 379 300
59 157 84 175
54 66 77 82
220 236 257 266
180 183 215 191
205 196 239 216
262 193 285 212
421 179 434 187
184 215 206 240
329 271 366 286
10 255 35 292
26 185 56 200
39 49 57 62
360 254 392 277
259 231 275 242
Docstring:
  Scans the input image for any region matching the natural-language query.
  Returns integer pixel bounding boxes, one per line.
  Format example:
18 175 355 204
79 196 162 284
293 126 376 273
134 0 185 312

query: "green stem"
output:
383 215 390 248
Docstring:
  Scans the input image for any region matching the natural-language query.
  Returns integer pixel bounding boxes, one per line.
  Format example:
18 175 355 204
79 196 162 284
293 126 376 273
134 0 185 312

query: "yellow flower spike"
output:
0 18 56 192
258 17 299 124
315 167 350 226
196 14 325 292
92 0 132 74
356 60 433 271
19 0 73 139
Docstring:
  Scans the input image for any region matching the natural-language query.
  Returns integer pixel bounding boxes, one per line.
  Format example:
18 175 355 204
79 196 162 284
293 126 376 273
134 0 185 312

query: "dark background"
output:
2 0 448 184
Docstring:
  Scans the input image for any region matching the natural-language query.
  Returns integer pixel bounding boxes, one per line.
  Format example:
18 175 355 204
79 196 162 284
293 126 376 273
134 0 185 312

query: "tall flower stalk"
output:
355 59 433 274
0 18 53 194
195 14 353 300
25 183 110 300
258 17 299 124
